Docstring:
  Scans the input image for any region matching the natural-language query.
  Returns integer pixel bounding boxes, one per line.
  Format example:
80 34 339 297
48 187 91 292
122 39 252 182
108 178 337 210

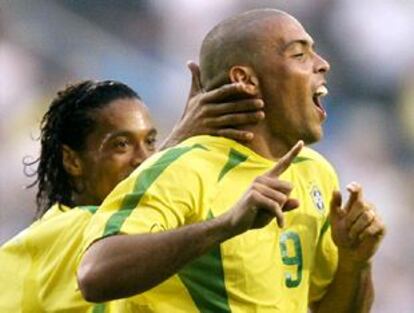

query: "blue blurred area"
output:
0 1 413 311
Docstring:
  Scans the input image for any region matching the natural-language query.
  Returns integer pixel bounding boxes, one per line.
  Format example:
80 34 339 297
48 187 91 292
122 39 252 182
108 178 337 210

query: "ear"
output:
62 145 83 177
229 66 259 94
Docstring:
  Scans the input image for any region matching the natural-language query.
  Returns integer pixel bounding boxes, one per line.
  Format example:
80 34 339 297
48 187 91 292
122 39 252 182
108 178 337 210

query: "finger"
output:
358 217 386 241
254 177 299 212
268 140 304 177
344 201 367 230
329 190 344 219
202 83 257 103
187 61 202 98
251 191 285 228
215 129 255 141
255 176 293 195
253 210 275 229
202 99 264 116
253 182 289 207
203 111 265 128
343 182 363 213
348 209 376 240
282 198 300 211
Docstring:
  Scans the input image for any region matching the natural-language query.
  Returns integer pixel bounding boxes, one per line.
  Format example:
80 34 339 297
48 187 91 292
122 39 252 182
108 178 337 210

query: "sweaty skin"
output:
69 98 156 207
200 11 330 160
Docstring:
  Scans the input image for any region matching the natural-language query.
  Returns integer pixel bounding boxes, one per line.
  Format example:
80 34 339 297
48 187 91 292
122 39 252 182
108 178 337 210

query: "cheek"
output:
282 72 313 112
92 167 123 201
284 68 310 92
104 156 135 182
262 64 309 98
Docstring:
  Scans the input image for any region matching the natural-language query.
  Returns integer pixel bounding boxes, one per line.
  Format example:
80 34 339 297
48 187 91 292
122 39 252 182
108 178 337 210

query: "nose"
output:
314 53 330 74
130 143 152 168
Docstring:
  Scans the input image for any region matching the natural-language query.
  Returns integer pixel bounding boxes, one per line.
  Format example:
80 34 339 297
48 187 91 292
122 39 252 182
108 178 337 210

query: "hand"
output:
329 183 386 266
161 61 265 149
224 141 303 237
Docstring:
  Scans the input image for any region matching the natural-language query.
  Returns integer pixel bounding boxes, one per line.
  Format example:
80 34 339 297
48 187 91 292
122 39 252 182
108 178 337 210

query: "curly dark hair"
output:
25 80 140 218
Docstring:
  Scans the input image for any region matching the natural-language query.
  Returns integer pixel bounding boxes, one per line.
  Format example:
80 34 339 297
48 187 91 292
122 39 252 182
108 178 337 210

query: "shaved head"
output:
199 8 331 150
199 9 290 90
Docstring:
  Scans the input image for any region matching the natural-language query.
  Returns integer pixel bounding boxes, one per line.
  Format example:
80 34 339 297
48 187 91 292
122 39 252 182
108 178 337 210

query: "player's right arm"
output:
77 141 303 302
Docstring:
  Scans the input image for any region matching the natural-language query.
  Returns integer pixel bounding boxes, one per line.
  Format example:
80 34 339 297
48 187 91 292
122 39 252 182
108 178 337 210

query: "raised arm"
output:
77 142 303 302
310 183 385 313
159 61 264 149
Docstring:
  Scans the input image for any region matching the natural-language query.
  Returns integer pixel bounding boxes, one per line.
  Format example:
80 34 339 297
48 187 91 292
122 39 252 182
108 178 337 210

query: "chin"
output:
301 128 323 145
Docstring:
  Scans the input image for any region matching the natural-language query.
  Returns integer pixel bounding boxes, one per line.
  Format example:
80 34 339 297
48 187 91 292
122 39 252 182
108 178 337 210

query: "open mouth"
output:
312 85 328 117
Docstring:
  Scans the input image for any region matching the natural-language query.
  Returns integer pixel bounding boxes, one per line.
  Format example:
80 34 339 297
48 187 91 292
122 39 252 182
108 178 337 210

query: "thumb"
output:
329 190 344 220
187 60 202 98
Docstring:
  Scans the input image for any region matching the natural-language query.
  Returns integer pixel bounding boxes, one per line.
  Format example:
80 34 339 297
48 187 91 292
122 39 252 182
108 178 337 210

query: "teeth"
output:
315 85 328 97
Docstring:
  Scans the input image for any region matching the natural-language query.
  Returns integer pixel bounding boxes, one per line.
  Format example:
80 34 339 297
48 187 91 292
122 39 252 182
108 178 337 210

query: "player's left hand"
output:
329 182 386 265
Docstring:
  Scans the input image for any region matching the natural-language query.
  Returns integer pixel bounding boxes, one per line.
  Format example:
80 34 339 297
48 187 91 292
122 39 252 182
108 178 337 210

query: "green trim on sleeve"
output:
178 210 231 313
217 148 248 182
102 144 206 237
92 303 106 313
78 206 99 214
292 156 312 164
319 219 330 238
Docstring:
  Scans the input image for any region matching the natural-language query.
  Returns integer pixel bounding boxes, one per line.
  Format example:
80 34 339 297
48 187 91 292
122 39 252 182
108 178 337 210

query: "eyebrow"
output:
105 128 158 142
146 128 158 137
282 39 315 52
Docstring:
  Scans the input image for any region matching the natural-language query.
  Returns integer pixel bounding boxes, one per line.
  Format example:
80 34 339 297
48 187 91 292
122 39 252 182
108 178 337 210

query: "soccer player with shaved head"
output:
78 9 385 313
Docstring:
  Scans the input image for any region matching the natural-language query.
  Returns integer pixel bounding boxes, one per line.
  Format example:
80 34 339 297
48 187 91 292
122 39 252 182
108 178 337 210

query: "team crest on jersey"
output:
310 184 325 213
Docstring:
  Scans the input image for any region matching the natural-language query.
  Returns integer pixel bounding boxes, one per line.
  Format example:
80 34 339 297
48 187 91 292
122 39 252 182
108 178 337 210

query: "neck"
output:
71 179 101 207
241 123 294 160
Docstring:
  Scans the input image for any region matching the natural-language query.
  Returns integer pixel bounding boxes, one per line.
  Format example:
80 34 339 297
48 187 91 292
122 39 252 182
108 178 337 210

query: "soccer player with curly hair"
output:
0 64 263 312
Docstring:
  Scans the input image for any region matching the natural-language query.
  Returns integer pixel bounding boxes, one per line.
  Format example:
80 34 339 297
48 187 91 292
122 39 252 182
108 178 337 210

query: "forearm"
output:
78 213 233 302
158 124 183 150
313 256 374 313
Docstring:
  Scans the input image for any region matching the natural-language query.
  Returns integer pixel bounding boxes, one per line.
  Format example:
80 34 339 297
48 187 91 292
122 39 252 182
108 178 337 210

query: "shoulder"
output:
294 147 340 191
39 204 95 225
28 205 94 245
298 147 337 176
127 138 223 186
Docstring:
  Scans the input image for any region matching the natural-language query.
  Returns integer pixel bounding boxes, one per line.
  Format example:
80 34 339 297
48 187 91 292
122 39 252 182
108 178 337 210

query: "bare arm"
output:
77 142 304 302
311 184 385 313
160 61 264 150
78 213 233 302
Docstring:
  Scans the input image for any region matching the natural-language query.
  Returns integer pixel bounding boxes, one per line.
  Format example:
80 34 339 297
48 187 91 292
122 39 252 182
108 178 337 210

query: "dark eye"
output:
145 137 157 150
113 138 130 152
293 53 305 59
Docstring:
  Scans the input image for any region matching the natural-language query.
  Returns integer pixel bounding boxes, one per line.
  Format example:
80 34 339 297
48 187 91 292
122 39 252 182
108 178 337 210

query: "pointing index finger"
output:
268 140 304 177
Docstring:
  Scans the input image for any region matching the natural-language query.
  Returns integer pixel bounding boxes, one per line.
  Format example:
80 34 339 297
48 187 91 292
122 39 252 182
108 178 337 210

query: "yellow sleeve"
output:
308 160 340 303
0 230 32 312
81 144 207 252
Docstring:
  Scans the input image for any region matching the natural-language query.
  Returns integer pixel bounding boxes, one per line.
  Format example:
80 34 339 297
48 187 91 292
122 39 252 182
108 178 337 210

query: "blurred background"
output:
0 1 413 311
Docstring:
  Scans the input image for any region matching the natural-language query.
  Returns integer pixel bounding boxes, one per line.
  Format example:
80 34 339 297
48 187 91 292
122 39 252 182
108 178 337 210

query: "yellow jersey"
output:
82 135 339 313
0 204 116 312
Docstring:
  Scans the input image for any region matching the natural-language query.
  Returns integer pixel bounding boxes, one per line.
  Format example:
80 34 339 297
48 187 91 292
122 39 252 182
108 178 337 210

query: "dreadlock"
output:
25 80 140 218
